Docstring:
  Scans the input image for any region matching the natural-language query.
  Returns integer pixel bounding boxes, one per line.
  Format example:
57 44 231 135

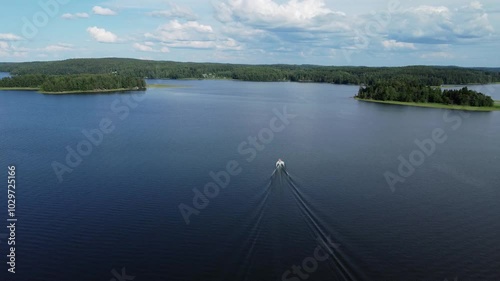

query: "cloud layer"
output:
0 0 498 65
385 2 494 44
209 0 497 63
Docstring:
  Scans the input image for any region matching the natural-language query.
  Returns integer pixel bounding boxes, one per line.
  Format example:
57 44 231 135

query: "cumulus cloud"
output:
145 20 216 48
0 41 11 57
92 6 117 16
0 33 23 41
384 2 494 44
133 43 155 52
213 0 353 58
210 0 497 63
216 38 243 50
382 40 416 50
214 0 347 31
149 3 197 21
0 41 28 58
143 19 244 50
133 42 170 53
61 12 89 19
86 26 118 43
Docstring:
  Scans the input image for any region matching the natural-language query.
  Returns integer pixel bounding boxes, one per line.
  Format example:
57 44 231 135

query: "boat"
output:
276 159 285 169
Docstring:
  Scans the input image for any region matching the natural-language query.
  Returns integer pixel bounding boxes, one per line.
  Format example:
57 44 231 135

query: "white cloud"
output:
0 33 23 41
43 43 74 52
133 42 170 53
213 0 352 56
92 6 117 16
0 42 28 58
86 26 118 43
149 3 197 20
382 40 416 50
133 43 154 52
221 23 270 42
0 41 10 56
214 0 347 30
144 19 243 50
216 38 243 50
470 1 483 10
61 12 89 19
383 2 494 44
145 20 217 49
211 0 498 63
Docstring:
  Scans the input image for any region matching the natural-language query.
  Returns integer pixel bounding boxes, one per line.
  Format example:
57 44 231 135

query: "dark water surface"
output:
0 78 499 281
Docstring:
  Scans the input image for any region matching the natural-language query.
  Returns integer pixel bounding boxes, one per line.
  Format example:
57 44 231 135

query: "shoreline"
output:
146 84 186 89
41 88 145 95
355 98 500 112
0 87 39 91
0 84 181 94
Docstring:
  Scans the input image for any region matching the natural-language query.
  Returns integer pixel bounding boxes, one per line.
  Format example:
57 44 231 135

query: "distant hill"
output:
1 58 499 85
473 67 500 73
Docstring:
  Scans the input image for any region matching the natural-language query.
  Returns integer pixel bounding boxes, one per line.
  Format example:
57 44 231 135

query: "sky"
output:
0 0 499 66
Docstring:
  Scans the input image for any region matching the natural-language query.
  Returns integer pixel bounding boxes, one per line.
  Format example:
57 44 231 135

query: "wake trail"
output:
283 169 359 281
233 171 279 281
241 168 293 280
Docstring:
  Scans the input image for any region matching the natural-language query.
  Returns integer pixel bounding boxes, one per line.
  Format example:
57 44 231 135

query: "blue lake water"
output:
0 77 499 281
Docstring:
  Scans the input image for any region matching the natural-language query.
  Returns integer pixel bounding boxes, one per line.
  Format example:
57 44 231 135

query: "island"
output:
355 81 500 111
0 74 147 94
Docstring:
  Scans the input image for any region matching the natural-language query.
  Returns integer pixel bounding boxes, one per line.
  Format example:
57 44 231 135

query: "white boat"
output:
276 159 285 169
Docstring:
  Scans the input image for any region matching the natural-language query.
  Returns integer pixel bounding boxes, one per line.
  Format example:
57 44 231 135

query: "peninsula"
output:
355 82 500 111
0 74 147 94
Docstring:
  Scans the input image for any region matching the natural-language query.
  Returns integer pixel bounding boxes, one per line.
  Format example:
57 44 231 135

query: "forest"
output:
356 82 495 107
0 74 146 93
1 58 499 85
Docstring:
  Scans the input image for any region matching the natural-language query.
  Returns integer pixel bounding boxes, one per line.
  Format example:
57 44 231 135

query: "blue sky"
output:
1 0 499 66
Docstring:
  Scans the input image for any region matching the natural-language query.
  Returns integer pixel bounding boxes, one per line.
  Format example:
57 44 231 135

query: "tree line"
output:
356 81 494 107
0 74 146 92
1 58 499 85
0 74 47 88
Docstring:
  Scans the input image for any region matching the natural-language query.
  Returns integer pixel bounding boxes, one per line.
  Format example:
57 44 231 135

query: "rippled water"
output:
0 78 499 281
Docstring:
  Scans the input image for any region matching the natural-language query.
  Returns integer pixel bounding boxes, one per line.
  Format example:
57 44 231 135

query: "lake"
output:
0 76 499 281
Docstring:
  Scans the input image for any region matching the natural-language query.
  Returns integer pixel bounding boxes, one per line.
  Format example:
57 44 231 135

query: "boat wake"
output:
224 163 366 281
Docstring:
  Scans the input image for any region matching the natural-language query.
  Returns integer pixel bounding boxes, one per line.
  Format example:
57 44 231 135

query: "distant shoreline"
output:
41 88 144 95
355 98 500 112
0 87 39 91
